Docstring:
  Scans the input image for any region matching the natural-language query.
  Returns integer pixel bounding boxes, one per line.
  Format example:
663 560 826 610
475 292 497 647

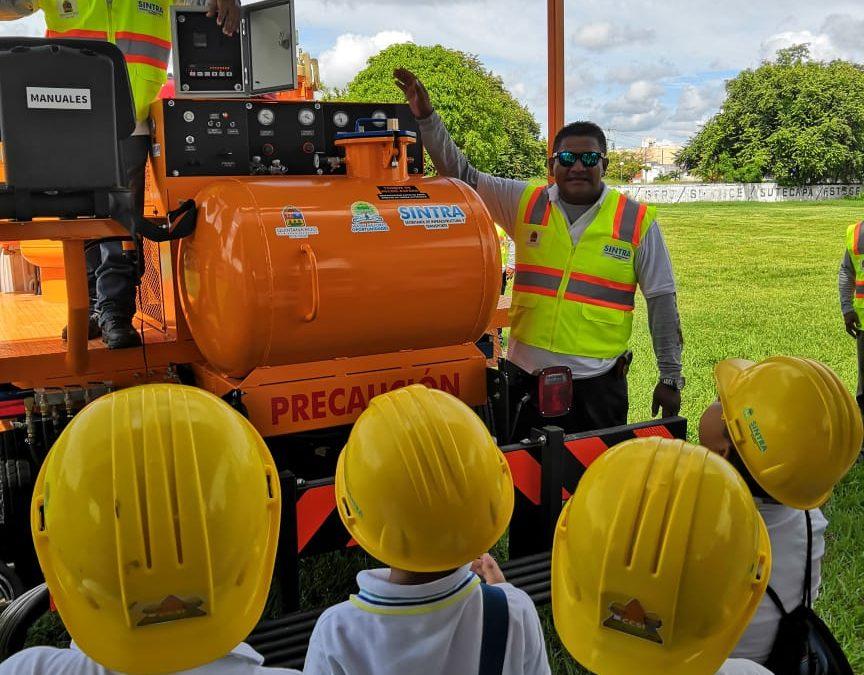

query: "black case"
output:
0 44 121 191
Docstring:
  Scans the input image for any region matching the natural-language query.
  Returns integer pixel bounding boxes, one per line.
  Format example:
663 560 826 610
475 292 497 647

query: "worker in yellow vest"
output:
0 0 239 349
839 220 864 416
396 68 684 438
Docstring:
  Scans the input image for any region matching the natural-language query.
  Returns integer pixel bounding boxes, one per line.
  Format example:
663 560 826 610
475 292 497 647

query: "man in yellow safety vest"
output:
0 0 240 348
396 68 684 438
839 219 864 417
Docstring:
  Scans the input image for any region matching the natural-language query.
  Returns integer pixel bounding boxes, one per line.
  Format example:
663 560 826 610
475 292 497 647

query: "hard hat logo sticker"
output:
527 230 541 247
135 595 207 627
276 206 319 239
350 202 389 233
742 408 769 454
603 598 663 644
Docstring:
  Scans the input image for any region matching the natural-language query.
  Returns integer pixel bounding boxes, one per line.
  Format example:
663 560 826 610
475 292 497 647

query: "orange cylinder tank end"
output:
20 239 67 302
179 137 501 378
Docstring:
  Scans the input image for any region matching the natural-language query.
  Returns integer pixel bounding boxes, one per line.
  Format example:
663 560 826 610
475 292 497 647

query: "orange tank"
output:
179 133 500 378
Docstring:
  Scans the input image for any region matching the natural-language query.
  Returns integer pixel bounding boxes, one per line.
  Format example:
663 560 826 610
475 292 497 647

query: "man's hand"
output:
652 382 681 417
470 553 506 585
394 68 434 120
505 265 515 280
205 0 241 36
844 310 861 338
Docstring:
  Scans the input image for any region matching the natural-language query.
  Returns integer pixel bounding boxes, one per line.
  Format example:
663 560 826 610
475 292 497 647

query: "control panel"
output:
161 100 424 177
173 11 243 95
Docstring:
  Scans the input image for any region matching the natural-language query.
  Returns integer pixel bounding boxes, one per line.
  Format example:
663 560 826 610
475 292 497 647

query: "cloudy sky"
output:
7 0 864 147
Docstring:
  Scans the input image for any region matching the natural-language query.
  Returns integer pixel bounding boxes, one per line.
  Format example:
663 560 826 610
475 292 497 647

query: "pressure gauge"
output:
371 110 387 127
298 108 316 126
257 108 275 126
333 111 349 128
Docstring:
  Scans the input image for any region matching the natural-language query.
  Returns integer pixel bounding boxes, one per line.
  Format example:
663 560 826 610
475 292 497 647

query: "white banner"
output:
617 182 863 203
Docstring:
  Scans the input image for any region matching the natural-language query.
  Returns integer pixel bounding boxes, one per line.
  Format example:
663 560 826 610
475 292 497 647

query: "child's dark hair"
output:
552 121 607 154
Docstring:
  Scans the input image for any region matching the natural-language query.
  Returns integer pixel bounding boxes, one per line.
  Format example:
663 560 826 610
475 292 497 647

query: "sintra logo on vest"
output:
138 1 165 16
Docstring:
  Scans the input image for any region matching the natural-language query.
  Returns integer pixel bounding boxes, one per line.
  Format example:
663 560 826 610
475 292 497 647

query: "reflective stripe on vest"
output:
856 281 864 299
46 28 108 39
115 31 171 70
524 186 552 227
514 264 563 297
612 192 648 246
854 221 864 256
565 272 636 311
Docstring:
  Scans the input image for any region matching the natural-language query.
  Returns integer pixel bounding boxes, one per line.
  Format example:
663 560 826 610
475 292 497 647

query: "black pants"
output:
503 359 629 442
85 135 150 321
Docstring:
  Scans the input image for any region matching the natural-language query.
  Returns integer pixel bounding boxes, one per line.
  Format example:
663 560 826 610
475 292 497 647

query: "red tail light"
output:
537 366 572 417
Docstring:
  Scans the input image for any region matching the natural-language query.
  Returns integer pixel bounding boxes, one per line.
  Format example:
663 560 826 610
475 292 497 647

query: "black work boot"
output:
101 316 141 349
61 314 101 341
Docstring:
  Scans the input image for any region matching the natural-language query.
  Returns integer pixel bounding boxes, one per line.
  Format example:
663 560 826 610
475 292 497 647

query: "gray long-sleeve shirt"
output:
839 251 855 316
417 112 683 380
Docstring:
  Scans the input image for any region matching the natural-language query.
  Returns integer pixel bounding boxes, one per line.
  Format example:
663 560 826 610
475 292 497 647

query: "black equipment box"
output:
172 0 297 97
0 44 121 191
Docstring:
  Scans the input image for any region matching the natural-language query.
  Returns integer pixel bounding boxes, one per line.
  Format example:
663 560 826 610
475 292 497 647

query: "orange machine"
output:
1 99 502 447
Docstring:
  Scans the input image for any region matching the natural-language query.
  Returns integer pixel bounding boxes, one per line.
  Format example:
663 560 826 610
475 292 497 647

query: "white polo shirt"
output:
0 642 300 675
717 658 773 674
731 503 827 663
304 565 550 675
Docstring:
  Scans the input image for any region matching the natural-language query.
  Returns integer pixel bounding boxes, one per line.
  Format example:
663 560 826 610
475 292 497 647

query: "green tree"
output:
605 150 648 183
331 43 546 179
678 44 864 186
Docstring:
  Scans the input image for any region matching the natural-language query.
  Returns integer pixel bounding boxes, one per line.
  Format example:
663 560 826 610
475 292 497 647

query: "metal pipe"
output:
62 240 90 375
547 0 565 163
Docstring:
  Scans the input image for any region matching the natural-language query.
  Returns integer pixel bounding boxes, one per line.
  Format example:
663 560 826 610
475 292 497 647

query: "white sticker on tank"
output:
350 201 389 233
277 206 319 238
398 204 466 230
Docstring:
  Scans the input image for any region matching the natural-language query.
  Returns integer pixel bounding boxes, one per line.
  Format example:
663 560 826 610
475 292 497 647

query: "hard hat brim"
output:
713 358 754 399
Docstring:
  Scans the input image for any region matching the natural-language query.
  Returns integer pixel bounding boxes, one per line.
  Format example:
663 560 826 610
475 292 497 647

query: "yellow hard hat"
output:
335 384 513 572
30 384 280 675
552 437 771 675
715 356 862 509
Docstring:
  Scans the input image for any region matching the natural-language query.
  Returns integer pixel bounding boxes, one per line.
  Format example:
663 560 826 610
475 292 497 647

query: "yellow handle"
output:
301 244 320 322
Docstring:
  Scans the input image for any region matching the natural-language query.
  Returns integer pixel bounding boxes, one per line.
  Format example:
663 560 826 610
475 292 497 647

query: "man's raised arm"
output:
394 68 527 237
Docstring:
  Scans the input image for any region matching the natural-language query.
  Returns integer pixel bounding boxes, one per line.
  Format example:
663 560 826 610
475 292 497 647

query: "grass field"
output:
23 200 864 673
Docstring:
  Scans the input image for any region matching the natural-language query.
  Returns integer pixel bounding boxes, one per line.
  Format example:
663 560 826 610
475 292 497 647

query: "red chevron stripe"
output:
634 425 674 439
565 436 608 468
296 486 336 553
506 449 541 505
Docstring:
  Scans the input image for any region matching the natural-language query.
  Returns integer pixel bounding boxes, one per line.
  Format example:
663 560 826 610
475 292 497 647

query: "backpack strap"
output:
803 509 813 608
478 583 509 675
764 585 789 616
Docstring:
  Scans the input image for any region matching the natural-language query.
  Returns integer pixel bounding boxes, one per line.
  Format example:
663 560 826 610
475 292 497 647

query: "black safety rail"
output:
275 417 687 613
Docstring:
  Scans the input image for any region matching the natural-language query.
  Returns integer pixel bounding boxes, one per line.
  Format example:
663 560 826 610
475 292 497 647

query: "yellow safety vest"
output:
40 0 172 122
510 181 655 358
846 221 864 320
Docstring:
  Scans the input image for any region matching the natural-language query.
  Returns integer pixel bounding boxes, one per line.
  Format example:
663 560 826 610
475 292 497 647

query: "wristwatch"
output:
659 376 686 391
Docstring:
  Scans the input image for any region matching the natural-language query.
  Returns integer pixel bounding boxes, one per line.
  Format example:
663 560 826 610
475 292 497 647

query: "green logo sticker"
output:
743 407 769 454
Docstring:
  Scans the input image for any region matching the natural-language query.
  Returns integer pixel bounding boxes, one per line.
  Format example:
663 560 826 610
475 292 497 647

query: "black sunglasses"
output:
551 151 606 168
